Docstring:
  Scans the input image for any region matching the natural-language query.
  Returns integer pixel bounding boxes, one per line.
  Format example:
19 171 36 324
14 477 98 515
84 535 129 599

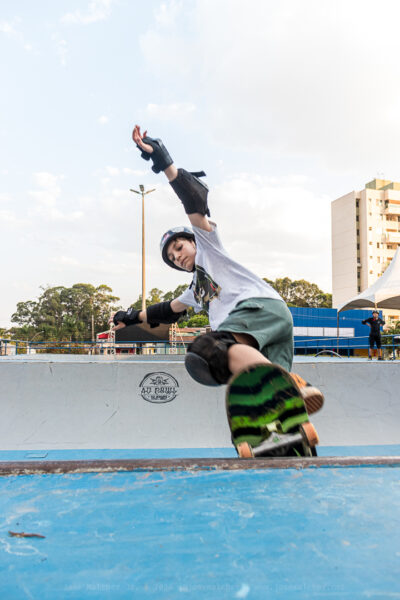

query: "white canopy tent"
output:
338 247 400 313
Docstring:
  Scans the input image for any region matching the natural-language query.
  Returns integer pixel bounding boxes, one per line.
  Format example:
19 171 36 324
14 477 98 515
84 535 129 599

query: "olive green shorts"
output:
216 297 294 372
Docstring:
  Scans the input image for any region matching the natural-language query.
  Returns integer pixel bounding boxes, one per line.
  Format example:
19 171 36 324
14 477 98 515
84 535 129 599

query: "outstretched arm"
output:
109 298 188 331
133 125 212 232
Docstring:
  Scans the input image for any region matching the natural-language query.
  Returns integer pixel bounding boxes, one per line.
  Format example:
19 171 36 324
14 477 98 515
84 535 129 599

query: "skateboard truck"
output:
237 422 319 458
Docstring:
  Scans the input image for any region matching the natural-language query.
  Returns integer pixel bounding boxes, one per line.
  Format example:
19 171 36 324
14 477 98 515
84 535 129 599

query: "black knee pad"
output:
185 331 237 386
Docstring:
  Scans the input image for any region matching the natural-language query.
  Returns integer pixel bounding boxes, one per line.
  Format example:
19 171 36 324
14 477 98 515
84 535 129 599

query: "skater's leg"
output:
227 342 270 375
227 343 323 414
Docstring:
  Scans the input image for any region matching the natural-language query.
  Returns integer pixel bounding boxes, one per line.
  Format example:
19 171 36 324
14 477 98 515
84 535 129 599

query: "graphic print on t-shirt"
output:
193 265 221 311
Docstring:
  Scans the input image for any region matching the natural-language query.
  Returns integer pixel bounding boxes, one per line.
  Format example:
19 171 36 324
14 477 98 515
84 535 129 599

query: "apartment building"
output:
332 178 400 311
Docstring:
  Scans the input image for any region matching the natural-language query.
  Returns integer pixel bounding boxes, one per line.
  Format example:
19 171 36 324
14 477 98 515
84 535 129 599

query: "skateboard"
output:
226 363 319 458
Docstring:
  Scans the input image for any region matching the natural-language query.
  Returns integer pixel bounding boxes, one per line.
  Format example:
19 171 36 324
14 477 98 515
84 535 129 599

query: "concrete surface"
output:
1 357 399 452
1 464 399 599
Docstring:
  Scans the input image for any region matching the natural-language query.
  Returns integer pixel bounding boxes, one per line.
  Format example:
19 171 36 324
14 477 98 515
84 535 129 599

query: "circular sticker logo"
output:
139 372 179 404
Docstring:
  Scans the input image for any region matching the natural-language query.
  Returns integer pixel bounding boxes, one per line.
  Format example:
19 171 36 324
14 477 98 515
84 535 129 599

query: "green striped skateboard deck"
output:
226 363 319 458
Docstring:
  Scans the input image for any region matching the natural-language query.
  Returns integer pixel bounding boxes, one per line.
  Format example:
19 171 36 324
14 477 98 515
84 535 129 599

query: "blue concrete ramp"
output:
1 459 399 599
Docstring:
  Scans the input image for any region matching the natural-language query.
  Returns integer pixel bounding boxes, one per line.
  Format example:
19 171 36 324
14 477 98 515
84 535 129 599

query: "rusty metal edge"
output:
0 456 400 476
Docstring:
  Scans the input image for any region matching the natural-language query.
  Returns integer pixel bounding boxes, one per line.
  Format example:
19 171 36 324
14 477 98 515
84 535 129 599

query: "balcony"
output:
383 203 400 215
385 231 400 244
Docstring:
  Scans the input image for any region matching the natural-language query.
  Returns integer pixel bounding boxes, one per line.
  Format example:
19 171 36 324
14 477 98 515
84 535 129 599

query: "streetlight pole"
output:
130 185 156 312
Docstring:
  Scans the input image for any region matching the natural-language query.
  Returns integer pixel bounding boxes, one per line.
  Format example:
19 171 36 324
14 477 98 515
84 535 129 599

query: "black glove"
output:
113 308 142 327
136 135 173 174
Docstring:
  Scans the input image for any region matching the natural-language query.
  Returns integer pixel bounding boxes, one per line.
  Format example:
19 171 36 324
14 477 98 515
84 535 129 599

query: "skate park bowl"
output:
1 355 399 599
0 353 399 458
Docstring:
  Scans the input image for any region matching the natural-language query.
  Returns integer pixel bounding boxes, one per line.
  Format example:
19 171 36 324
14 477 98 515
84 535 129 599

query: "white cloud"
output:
0 20 32 51
146 102 196 121
209 173 332 289
122 168 148 177
0 209 18 225
61 0 114 25
50 255 81 267
98 115 109 125
29 172 62 208
51 34 68 66
105 166 120 176
139 0 400 175
154 0 184 27
28 172 84 222
0 192 12 204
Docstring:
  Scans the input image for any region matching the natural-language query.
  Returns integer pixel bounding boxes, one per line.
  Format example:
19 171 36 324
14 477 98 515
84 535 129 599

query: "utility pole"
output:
130 185 156 312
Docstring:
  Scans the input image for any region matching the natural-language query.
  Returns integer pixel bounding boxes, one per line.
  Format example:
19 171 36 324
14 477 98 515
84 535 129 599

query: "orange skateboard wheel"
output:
300 422 319 447
237 442 254 458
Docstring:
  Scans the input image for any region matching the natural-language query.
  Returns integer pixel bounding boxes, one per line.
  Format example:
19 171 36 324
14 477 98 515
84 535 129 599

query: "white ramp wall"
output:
1 357 399 450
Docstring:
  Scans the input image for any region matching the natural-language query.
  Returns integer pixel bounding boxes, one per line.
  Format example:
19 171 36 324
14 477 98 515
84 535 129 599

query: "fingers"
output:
132 124 140 143
132 124 153 153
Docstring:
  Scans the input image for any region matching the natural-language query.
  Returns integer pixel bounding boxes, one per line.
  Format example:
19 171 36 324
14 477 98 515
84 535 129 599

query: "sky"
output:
2 0 400 327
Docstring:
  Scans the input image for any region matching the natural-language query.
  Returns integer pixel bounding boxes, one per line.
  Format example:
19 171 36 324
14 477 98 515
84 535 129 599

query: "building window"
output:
357 272 360 278
358 286 361 292
370 270 373 274
377 243 380 248
357 243 360 249
356 216 359 221
357 229 360 235
356 200 359 207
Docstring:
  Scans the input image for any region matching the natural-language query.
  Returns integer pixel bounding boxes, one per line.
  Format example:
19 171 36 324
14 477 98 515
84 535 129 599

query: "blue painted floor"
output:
0 444 399 462
1 465 399 599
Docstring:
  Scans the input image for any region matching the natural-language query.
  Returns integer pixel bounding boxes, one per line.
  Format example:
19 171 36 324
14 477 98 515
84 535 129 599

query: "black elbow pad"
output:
146 301 186 328
169 168 210 216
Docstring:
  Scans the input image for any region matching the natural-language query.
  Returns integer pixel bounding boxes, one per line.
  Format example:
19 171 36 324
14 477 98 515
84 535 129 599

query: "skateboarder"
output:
362 310 385 360
111 125 323 416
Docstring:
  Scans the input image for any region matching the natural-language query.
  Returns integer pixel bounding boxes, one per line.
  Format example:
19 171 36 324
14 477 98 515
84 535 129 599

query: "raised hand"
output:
132 124 153 154
132 124 173 173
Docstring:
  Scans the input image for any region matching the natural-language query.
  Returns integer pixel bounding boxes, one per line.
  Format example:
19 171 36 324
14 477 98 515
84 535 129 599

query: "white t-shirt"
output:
176 222 283 330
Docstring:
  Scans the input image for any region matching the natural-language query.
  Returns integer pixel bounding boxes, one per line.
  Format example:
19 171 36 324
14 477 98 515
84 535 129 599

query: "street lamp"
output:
130 185 156 312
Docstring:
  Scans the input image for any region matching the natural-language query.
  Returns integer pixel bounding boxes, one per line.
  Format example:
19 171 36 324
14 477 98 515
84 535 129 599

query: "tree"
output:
11 284 120 341
178 314 209 328
263 277 332 308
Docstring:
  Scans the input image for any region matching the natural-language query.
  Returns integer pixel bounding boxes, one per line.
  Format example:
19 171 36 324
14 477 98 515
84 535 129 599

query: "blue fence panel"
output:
290 307 384 352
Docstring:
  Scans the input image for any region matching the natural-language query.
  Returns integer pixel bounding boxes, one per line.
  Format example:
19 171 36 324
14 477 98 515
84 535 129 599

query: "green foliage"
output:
178 313 210 328
11 284 120 342
9 275 332 343
382 320 400 346
131 285 189 310
263 277 332 308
